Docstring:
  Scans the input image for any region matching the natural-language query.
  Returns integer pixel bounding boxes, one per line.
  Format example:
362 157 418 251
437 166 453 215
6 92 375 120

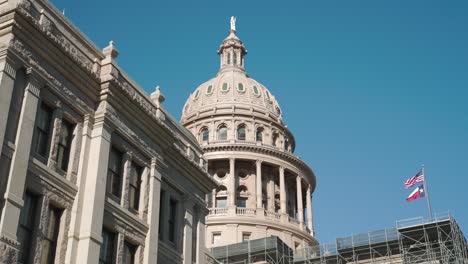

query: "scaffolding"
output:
209 213 468 264
295 212 468 264
210 236 293 264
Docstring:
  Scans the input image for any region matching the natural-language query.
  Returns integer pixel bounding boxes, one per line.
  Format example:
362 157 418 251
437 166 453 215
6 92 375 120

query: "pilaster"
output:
75 119 113 263
0 58 18 151
228 157 236 206
296 176 304 229
0 69 42 250
143 158 163 264
182 200 194 264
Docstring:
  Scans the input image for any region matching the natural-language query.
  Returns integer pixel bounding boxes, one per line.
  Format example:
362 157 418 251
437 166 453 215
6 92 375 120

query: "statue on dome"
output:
230 16 236 32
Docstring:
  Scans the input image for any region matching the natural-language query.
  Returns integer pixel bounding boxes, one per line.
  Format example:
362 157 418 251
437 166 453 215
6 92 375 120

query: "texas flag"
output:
406 184 425 202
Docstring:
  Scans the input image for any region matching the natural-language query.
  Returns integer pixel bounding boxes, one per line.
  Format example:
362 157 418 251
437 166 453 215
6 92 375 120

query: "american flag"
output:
404 170 425 189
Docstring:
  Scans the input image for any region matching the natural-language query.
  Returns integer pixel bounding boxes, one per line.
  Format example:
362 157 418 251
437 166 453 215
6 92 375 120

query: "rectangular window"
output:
216 197 227 208
34 103 53 157
242 232 251 242
56 119 74 172
236 197 247 208
40 205 62 264
99 228 116 264
128 164 142 211
168 198 177 243
212 233 221 246
123 241 136 264
107 147 123 201
17 192 38 264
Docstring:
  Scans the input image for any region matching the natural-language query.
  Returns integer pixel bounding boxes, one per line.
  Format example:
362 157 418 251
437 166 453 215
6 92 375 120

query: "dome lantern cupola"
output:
217 16 247 73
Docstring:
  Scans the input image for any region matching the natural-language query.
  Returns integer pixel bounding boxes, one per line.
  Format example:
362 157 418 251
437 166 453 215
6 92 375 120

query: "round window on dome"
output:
252 85 260 96
216 169 227 179
221 83 229 92
276 106 281 115
206 85 213 94
194 90 200 99
238 170 248 179
237 83 245 92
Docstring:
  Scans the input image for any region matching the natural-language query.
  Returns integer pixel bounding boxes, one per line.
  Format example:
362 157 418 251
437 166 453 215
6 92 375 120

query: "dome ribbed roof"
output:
181 29 283 124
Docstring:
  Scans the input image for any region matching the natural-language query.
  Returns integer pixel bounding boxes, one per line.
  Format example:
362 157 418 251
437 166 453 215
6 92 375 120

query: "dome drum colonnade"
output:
182 19 318 249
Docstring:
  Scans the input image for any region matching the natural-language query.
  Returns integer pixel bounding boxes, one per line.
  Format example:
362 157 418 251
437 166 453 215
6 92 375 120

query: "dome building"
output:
181 18 318 250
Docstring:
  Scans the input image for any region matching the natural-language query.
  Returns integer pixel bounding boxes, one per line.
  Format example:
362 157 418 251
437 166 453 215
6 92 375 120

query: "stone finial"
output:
151 86 165 107
103 40 119 59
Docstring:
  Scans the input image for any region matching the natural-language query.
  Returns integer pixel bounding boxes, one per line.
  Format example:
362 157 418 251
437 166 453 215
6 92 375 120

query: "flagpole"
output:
422 164 433 220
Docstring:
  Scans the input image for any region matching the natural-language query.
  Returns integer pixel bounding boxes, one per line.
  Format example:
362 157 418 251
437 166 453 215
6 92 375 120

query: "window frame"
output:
128 163 142 211
41 205 62 264
218 125 228 141
17 191 38 264
56 118 74 172
34 102 54 158
107 147 124 202
99 228 116 264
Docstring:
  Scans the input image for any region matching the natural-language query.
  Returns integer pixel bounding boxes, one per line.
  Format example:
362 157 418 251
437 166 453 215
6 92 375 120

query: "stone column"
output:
0 70 41 251
46 105 63 170
182 201 194 264
75 113 113 263
267 175 275 212
306 184 314 236
211 189 216 208
228 158 236 206
143 158 163 264
0 59 17 150
279 166 286 214
256 160 262 208
296 176 304 228
120 152 132 208
196 211 206 264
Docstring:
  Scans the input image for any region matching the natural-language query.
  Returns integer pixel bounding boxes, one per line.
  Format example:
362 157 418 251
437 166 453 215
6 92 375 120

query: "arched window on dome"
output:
284 137 290 151
237 125 246 141
200 127 209 143
218 125 228 141
256 128 264 143
233 52 237 65
216 186 228 208
237 186 248 208
272 132 279 147
227 52 231 65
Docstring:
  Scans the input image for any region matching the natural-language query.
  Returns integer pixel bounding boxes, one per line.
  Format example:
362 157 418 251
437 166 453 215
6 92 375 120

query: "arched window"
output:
216 186 228 208
284 137 290 151
233 52 237 65
237 125 246 141
272 133 278 147
218 125 228 141
201 128 209 143
256 128 263 143
227 53 231 65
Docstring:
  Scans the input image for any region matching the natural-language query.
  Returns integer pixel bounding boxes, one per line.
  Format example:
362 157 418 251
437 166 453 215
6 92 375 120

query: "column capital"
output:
229 157 236 163
0 57 20 79
256 159 263 166
25 67 44 97
279 166 285 173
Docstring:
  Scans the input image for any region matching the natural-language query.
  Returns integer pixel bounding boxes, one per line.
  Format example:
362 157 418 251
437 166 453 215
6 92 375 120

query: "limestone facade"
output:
0 0 216 263
181 27 319 250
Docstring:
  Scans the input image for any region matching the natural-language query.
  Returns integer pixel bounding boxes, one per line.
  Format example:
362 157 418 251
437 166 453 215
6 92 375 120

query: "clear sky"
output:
51 0 468 243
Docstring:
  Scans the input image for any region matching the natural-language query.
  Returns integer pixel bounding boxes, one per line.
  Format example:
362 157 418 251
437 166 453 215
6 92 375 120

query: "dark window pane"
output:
34 103 53 157
129 164 141 210
99 229 115 264
41 205 62 264
56 119 74 171
237 126 246 141
168 199 177 242
18 192 38 263
107 147 123 200
123 241 136 264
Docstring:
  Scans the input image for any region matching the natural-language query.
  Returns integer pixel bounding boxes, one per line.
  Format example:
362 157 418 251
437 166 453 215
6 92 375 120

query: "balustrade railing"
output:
208 207 228 216
289 216 300 225
236 207 256 215
265 210 281 220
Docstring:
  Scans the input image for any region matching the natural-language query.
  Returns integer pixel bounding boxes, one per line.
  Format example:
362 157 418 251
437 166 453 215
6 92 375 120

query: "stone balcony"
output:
207 207 312 235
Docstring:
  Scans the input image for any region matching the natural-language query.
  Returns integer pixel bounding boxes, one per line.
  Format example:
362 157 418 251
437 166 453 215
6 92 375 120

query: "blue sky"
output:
51 0 468 243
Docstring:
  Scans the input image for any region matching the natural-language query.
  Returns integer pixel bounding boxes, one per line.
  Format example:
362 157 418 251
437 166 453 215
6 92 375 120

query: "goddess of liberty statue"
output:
230 16 236 32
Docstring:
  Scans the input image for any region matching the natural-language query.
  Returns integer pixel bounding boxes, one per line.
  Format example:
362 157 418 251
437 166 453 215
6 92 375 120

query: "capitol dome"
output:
181 18 317 251
181 30 284 125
